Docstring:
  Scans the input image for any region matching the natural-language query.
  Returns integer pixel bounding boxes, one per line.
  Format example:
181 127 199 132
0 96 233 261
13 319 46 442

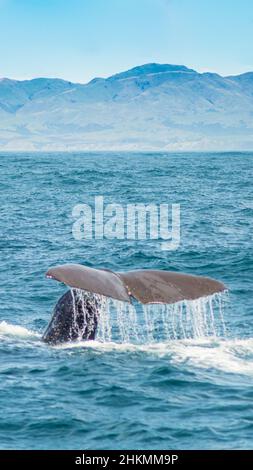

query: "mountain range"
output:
1 63 253 151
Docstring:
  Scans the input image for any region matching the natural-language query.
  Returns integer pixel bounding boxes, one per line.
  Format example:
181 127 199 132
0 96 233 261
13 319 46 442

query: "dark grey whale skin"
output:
42 290 99 345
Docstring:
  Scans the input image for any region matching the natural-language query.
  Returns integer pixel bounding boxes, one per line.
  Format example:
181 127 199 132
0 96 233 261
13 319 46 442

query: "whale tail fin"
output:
46 264 226 304
46 264 130 302
118 270 226 304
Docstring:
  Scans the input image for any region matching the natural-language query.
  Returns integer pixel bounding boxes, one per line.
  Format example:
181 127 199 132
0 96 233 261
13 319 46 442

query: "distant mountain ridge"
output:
0 63 253 151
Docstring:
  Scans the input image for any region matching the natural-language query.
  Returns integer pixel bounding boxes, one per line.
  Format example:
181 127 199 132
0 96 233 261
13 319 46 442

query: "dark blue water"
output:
0 152 253 450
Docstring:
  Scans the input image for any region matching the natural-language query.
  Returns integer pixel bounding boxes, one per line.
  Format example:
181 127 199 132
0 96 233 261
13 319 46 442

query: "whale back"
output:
42 289 101 344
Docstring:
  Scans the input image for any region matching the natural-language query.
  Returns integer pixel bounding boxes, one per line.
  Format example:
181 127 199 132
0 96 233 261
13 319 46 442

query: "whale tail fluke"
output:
46 264 226 304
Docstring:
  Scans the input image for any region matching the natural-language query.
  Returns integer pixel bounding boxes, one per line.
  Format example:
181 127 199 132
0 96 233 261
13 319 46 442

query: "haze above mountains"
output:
0 63 253 151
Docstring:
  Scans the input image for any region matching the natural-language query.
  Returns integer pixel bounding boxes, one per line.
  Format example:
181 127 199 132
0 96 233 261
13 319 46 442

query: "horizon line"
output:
1 150 253 154
0 62 252 85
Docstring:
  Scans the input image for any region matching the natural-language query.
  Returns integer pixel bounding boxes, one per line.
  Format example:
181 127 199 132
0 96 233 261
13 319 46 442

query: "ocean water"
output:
0 151 253 450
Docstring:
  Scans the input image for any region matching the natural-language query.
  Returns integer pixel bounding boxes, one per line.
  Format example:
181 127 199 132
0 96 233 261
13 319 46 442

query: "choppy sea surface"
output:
0 151 253 450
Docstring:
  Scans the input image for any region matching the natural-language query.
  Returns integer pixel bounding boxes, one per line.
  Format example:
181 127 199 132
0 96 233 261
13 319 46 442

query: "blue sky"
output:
0 0 252 82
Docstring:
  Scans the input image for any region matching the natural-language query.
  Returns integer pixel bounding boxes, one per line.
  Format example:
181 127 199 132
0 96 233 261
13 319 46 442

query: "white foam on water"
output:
57 337 253 376
54 291 253 376
159 338 253 375
4 291 252 376
0 321 39 339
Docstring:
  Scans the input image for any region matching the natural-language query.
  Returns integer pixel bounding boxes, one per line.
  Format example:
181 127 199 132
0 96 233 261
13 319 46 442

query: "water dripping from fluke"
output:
43 264 227 346
69 289 228 345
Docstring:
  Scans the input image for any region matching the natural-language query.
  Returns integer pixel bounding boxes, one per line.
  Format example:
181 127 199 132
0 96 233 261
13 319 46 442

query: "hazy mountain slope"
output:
0 64 253 151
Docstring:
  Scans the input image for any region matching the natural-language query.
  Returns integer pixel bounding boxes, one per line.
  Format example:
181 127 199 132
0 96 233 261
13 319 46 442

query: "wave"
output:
57 337 253 376
0 321 40 339
1 319 253 376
